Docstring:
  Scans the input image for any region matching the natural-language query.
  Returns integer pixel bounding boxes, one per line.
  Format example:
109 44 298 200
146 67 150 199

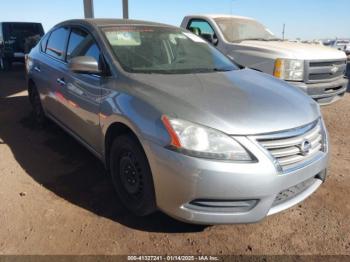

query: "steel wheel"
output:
119 151 144 197
110 134 156 216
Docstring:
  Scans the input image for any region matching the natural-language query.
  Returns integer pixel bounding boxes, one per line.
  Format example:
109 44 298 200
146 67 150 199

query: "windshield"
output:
102 26 237 74
214 18 277 42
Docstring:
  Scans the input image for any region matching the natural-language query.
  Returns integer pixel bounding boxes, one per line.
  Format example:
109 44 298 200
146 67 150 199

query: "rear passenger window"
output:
40 33 49 52
67 28 100 63
46 27 69 60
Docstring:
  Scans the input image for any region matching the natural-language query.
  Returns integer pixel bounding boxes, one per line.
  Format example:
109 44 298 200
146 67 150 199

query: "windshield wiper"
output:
213 68 233 72
266 38 282 41
240 38 269 41
240 37 282 42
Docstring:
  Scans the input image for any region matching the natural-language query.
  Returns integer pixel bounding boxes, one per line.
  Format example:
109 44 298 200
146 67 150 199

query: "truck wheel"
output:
31 86 46 127
0 57 12 71
110 134 156 216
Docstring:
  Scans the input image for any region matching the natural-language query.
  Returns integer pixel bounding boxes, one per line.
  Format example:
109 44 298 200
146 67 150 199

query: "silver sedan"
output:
26 19 329 224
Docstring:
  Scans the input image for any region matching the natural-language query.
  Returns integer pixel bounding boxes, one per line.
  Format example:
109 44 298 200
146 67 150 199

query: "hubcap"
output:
119 152 142 196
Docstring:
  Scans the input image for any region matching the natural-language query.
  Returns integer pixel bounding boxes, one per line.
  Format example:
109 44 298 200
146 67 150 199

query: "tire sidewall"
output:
31 86 46 126
110 135 156 216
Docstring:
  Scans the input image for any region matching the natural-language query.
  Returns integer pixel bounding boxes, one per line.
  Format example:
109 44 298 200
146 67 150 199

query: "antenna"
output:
282 23 285 40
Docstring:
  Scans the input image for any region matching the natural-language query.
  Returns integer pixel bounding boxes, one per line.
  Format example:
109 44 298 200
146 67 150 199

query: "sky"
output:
1 0 349 40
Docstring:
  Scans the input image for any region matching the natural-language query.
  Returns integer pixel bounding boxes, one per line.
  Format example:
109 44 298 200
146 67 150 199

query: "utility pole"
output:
123 0 129 19
83 0 94 18
282 23 285 40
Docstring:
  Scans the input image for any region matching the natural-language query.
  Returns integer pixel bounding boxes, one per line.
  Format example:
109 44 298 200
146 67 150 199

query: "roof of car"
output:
56 18 176 29
1 22 42 24
186 14 255 20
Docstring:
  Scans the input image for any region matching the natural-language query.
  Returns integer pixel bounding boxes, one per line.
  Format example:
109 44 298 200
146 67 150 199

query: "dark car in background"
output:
0 22 44 70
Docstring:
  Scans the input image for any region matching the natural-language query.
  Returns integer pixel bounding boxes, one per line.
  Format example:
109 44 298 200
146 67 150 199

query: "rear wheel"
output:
30 85 46 127
110 134 156 216
0 57 12 71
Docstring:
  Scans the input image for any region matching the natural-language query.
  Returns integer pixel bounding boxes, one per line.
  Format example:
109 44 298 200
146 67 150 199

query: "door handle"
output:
56 78 66 86
34 66 41 72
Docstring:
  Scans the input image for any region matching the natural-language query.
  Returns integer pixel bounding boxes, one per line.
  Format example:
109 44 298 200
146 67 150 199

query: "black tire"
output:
110 134 156 216
0 57 12 71
30 85 46 127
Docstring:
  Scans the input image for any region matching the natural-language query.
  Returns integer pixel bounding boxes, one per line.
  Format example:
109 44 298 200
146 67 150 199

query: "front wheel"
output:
110 134 156 216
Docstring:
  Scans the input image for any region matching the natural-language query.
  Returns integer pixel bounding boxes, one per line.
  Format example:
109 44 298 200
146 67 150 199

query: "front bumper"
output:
289 77 348 105
143 136 329 225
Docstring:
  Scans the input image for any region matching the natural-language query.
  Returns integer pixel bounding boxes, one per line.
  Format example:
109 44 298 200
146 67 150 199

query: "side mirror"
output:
201 33 218 46
68 56 101 74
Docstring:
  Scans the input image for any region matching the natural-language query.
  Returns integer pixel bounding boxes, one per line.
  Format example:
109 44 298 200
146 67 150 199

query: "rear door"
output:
37 26 70 120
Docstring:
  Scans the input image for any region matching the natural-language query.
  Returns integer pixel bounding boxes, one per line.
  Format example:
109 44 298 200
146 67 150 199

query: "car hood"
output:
129 69 320 135
237 40 347 60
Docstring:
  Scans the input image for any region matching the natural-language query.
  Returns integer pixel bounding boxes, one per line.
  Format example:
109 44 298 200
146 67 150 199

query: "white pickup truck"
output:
181 15 348 105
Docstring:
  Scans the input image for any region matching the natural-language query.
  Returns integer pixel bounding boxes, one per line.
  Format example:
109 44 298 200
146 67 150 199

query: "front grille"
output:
309 73 343 81
306 59 347 83
257 120 324 171
309 60 346 67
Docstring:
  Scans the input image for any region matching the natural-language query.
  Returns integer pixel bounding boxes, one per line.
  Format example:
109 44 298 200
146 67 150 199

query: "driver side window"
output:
188 20 214 35
187 19 218 45
66 27 101 63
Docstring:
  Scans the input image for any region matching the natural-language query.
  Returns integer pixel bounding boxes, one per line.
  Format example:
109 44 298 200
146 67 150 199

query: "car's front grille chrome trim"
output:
305 59 347 83
255 119 325 172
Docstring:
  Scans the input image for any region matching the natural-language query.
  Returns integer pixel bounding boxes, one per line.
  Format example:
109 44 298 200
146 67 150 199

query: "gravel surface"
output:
0 65 349 255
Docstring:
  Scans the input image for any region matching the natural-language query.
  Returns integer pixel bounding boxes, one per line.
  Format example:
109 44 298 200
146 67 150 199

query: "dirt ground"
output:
0 64 349 255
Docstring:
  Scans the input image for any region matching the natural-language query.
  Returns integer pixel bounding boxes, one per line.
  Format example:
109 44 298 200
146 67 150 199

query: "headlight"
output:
161 115 254 161
320 118 329 153
274 59 304 81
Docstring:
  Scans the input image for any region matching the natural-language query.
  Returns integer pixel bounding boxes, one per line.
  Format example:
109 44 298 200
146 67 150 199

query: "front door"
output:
57 27 103 152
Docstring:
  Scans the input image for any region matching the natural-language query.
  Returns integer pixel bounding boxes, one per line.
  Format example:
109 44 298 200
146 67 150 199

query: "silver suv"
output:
26 19 329 225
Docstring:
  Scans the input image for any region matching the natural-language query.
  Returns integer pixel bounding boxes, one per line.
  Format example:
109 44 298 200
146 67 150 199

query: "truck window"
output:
46 27 69 60
214 18 275 42
188 20 215 36
3 23 44 40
